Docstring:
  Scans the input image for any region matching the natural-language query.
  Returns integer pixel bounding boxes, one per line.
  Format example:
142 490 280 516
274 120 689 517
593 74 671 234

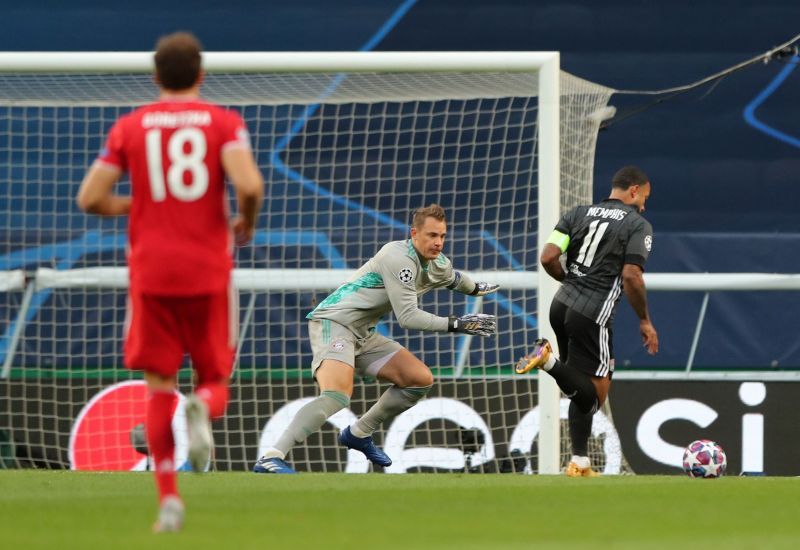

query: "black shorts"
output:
549 299 614 378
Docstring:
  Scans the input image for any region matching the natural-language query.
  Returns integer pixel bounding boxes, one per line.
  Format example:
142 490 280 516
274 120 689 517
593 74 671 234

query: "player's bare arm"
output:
622 263 658 355
76 163 131 216
222 147 264 245
540 242 566 282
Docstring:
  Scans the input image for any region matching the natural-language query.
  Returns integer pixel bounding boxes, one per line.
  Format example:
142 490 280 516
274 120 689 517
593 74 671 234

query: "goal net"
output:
0 52 618 473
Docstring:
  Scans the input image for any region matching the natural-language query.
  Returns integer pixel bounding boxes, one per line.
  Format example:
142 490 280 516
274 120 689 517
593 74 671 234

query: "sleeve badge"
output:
398 267 415 285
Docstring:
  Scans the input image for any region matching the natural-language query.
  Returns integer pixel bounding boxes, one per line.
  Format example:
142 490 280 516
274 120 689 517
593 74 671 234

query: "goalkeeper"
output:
254 204 498 473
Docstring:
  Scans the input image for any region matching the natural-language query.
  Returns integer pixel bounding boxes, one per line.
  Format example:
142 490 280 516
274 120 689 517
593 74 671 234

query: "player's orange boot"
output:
566 461 600 478
515 338 552 374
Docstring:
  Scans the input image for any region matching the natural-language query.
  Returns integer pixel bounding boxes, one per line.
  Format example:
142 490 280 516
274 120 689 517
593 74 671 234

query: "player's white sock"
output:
544 354 557 371
260 448 285 460
570 455 591 469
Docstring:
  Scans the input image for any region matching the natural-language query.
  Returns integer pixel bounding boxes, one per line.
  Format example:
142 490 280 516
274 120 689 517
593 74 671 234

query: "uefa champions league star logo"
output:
398 268 414 284
644 235 652 251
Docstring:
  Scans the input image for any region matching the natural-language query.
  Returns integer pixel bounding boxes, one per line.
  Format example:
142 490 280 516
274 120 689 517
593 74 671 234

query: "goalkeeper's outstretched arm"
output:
446 270 500 297
382 261 496 337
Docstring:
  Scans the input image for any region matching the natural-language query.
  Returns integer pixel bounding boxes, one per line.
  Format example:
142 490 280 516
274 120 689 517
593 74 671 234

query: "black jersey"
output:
552 198 653 326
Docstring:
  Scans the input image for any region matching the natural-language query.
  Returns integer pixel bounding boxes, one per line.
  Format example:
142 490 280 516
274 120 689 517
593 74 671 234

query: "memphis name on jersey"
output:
585 206 628 221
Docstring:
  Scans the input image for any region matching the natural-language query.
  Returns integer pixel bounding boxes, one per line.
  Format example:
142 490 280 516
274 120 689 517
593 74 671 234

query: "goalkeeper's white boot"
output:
515 338 552 374
153 495 184 533
185 395 212 473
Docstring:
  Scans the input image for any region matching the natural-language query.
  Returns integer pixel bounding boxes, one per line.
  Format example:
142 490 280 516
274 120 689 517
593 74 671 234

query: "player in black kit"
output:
516 165 659 477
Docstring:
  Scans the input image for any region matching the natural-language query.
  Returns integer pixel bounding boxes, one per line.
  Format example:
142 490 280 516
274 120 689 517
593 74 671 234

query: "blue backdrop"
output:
0 0 797 368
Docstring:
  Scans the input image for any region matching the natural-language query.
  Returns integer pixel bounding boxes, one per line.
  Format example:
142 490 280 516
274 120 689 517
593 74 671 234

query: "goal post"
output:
0 51 615 473
536 53 562 475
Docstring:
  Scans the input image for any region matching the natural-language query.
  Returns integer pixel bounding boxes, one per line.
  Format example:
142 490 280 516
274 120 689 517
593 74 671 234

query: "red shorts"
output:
124 287 238 383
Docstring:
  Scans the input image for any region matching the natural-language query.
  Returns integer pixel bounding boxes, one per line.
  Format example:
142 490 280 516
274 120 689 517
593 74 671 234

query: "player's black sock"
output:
547 360 598 415
568 400 592 456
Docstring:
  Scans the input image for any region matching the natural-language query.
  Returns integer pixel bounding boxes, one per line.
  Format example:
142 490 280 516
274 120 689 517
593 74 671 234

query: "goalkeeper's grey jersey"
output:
307 239 475 340
553 198 653 326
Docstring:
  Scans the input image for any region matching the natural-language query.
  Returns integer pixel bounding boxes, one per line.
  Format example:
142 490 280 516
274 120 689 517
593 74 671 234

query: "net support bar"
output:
1 281 35 379
31 267 800 291
0 270 28 378
0 270 24 292
686 292 711 373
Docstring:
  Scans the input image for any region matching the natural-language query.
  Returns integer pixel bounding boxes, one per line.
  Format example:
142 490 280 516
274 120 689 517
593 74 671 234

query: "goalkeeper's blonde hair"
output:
412 204 446 228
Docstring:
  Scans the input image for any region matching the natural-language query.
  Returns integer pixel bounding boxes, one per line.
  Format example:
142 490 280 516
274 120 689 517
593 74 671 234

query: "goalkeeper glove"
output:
470 282 500 296
448 313 497 337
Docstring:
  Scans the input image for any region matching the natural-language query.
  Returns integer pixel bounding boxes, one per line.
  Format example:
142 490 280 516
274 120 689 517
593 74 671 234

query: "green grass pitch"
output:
1 471 798 549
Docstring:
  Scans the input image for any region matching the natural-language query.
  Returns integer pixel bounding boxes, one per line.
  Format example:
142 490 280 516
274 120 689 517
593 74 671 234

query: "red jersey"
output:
97 99 251 295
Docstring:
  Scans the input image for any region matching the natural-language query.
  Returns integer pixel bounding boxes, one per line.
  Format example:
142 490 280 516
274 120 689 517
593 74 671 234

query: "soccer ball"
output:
682 439 727 478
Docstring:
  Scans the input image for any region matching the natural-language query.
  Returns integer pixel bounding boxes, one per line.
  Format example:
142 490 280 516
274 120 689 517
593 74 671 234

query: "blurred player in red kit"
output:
77 31 263 532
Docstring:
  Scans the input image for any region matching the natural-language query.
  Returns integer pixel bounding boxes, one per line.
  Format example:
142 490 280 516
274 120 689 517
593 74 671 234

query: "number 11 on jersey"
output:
576 220 609 267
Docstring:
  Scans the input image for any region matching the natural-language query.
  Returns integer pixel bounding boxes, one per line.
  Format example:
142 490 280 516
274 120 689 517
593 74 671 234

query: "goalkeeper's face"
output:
411 217 447 261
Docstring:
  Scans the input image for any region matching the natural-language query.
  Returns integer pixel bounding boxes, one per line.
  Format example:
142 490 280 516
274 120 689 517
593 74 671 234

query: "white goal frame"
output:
0 51 565 473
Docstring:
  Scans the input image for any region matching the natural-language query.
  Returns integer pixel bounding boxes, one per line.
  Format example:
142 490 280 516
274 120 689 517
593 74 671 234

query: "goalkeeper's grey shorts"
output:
308 319 403 379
